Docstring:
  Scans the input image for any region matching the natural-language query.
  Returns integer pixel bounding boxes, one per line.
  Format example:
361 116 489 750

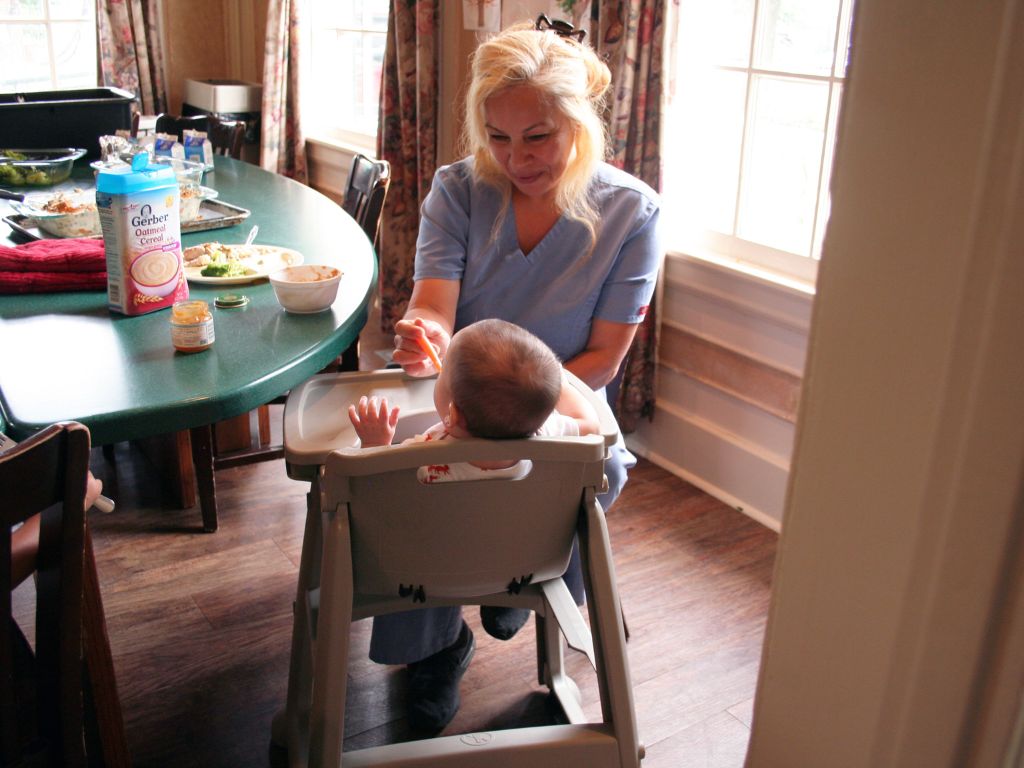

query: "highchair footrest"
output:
542 579 596 669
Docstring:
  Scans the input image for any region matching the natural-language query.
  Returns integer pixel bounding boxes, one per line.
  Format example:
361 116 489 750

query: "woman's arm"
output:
392 278 461 375
563 318 640 390
556 375 602 436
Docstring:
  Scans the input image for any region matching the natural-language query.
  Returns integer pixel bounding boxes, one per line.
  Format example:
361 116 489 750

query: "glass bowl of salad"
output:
0 148 87 186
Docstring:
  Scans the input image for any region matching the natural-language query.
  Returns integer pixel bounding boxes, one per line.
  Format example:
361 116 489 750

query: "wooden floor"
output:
15 442 778 768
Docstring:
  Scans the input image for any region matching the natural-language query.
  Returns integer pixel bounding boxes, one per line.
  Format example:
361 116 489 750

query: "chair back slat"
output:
341 154 391 249
1 423 89 767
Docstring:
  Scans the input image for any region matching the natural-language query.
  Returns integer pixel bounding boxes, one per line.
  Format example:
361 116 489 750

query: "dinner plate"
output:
183 242 304 285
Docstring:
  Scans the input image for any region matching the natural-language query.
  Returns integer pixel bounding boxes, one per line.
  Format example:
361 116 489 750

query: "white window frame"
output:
0 0 97 92
301 0 388 155
663 0 855 288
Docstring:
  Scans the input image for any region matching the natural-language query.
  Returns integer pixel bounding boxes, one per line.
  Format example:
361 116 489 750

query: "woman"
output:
375 19 662 732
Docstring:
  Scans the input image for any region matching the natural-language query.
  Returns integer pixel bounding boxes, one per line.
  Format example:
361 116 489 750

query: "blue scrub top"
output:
414 158 661 363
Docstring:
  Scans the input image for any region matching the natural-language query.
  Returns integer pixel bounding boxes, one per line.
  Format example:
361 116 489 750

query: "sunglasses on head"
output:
535 14 587 44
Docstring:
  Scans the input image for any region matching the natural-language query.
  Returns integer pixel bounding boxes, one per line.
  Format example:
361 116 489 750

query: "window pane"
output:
834 0 855 77
737 75 828 256
666 68 747 237
0 23 52 91
811 84 843 260
754 0 842 76
0 0 45 20
315 1 387 31
678 0 754 68
307 28 385 136
48 0 92 20
51 20 95 88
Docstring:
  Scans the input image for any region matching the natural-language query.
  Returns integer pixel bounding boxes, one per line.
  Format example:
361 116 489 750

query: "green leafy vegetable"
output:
200 259 251 278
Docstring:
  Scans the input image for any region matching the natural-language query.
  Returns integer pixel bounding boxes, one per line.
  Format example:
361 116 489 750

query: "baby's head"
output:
437 319 562 439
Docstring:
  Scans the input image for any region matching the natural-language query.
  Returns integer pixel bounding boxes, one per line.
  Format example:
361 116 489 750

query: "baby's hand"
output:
348 396 400 447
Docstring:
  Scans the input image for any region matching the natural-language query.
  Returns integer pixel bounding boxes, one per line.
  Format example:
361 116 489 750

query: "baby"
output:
348 318 600 481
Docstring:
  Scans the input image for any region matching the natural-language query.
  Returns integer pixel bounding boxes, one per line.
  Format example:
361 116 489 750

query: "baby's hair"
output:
447 319 563 439
461 21 611 250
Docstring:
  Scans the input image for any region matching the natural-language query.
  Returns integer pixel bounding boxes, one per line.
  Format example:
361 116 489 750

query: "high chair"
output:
276 369 642 768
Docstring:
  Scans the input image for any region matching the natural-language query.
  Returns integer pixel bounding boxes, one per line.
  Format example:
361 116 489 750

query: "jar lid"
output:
215 293 249 308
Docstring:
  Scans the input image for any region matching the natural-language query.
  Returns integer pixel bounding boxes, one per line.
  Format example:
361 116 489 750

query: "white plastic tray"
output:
282 368 619 480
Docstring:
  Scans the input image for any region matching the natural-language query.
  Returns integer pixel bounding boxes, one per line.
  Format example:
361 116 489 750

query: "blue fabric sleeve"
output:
413 167 470 283
594 200 661 325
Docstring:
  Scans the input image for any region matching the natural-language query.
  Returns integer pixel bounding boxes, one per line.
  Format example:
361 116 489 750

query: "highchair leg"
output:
580 490 643 768
537 600 587 724
276 480 325 767
533 577 597 725
307 500 354 768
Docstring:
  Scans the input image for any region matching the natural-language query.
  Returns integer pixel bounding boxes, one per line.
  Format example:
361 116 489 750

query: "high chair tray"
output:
283 368 620 481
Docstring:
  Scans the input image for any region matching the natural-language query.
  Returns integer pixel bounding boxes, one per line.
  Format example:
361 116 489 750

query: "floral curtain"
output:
596 0 666 432
377 1 440 332
96 0 167 115
261 0 308 183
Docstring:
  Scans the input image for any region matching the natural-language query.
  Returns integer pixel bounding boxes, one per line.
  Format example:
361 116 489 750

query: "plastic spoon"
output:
244 224 259 246
416 335 444 374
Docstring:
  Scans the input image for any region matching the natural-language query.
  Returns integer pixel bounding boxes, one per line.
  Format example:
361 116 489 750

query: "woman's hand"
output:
393 317 448 376
391 279 459 376
348 396 400 447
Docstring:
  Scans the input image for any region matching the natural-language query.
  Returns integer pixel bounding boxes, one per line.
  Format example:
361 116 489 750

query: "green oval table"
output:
0 155 378 529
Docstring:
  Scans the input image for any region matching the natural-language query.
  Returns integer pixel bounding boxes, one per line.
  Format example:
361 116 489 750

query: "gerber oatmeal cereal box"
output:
96 151 188 315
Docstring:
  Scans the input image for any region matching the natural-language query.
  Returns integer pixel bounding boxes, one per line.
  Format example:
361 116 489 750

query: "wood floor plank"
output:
642 710 753 768
51 447 779 767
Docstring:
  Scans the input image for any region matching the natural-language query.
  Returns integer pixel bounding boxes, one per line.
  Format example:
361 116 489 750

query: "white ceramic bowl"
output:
179 185 218 223
269 265 342 313
14 189 101 237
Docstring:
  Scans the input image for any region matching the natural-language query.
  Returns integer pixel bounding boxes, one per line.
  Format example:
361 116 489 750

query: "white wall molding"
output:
629 398 790 529
665 253 814 335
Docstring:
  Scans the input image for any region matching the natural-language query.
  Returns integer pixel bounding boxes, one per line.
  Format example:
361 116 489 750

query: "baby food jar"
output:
170 300 215 353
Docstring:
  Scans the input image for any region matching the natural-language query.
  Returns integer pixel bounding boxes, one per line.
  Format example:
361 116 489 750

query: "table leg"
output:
188 425 218 533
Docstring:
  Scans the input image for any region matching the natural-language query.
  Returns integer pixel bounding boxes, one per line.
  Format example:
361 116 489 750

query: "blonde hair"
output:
462 21 612 248
447 319 562 439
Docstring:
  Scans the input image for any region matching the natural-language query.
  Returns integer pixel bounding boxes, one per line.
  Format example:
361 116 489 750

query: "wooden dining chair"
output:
333 154 391 372
1 422 129 768
342 154 391 251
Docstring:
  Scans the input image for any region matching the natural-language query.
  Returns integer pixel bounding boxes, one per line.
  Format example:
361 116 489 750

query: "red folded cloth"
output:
0 238 106 294
0 238 105 273
0 270 107 294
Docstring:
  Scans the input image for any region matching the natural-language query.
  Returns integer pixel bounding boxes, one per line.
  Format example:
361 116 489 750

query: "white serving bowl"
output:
269 265 342 314
179 184 218 223
14 189 101 238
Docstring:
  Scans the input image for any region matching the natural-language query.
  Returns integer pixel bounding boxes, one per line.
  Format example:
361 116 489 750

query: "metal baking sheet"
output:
2 199 251 241
181 199 251 233
2 213 43 241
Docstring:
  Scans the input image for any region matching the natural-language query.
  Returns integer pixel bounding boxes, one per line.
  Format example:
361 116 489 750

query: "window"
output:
0 0 96 93
664 0 855 284
303 0 388 149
